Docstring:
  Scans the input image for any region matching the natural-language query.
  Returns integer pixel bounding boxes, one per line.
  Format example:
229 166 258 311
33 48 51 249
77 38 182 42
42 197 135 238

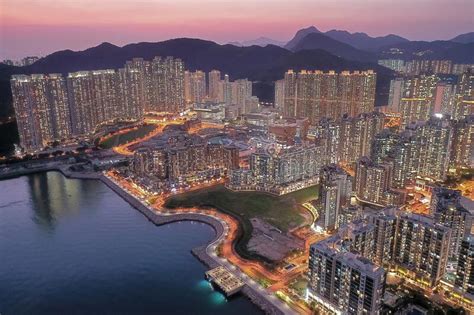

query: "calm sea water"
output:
0 172 261 315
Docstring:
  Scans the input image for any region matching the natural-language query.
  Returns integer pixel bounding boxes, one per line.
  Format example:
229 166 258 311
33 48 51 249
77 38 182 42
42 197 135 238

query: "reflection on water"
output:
27 172 102 229
0 172 262 315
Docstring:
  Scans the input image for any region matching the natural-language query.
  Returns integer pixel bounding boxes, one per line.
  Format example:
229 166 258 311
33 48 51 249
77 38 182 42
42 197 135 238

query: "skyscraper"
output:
319 164 352 231
369 209 397 266
370 129 400 164
11 74 72 151
308 235 385 314
67 71 98 136
388 78 404 112
453 69 474 120
91 70 121 123
400 75 440 127
47 74 73 141
354 157 394 206
208 70 221 101
434 82 454 114
451 115 474 169
315 112 385 165
274 79 285 111
393 115 453 186
184 70 207 105
431 187 473 262
231 79 253 113
154 56 185 113
282 70 376 123
393 213 451 287
455 235 474 295
418 115 453 181
392 132 420 188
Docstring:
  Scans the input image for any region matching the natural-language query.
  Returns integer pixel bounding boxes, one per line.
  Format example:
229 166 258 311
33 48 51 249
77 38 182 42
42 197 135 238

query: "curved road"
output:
103 173 297 315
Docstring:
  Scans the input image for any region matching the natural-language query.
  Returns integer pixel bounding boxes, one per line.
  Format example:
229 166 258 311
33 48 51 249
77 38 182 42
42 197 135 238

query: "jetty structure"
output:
205 266 245 297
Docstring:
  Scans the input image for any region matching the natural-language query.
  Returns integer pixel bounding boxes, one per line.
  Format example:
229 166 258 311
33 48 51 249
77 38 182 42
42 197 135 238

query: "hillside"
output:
451 32 474 44
0 38 395 154
324 30 408 51
0 38 392 115
377 40 474 62
284 26 474 63
289 33 377 62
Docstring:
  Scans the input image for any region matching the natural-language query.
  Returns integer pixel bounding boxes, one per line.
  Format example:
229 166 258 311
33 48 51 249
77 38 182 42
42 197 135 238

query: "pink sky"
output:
1 0 473 59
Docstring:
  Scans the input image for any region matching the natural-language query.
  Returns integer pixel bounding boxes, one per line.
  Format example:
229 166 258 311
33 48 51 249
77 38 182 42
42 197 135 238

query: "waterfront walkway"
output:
101 174 296 315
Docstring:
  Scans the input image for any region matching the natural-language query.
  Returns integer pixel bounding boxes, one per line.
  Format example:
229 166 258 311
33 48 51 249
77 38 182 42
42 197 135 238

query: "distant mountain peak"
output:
93 42 120 50
290 32 376 62
284 26 321 50
302 26 321 33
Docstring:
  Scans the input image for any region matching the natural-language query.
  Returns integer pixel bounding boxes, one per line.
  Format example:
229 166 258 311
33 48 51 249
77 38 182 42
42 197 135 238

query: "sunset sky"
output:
1 0 473 59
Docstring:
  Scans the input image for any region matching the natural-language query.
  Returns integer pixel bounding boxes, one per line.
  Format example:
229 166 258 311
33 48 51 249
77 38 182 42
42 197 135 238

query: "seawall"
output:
100 175 287 315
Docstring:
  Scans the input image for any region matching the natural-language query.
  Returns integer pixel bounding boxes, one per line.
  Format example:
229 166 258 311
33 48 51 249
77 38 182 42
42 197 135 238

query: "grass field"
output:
164 184 319 264
99 124 156 149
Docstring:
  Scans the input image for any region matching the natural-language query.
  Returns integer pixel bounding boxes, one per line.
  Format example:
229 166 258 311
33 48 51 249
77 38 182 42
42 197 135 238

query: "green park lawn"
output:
165 184 318 232
164 184 319 264
99 124 156 149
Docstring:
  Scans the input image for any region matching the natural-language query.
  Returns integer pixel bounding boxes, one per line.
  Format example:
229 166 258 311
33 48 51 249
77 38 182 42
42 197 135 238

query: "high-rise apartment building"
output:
274 79 285 111
47 74 73 141
11 74 72 151
451 115 474 168
392 132 420 188
369 209 397 266
431 187 473 262
208 70 221 101
388 78 404 112
393 213 451 287
434 82 455 114
184 70 206 105
455 235 474 295
149 56 185 113
67 71 97 136
232 79 253 114
378 59 405 72
118 65 146 120
453 69 474 120
91 70 121 124
12 55 187 151
354 157 394 206
400 75 440 127
405 60 452 75
342 221 376 259
316 112 385 165
392 115 453 186
282 70 376 123
417 115 453 181
308 235 386 314
319 164 352 231
370 129 400 164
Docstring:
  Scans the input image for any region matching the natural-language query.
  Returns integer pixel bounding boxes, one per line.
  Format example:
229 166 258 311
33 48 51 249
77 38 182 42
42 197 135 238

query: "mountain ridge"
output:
289 32 377 62
450 32 474 44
